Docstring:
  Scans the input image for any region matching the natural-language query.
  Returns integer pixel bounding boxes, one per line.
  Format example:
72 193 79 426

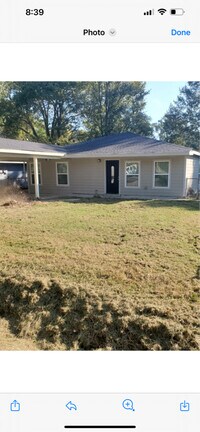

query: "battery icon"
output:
170 8 185 15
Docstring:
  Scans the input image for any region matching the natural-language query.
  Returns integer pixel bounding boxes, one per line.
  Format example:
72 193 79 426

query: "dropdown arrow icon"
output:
109 28 117 36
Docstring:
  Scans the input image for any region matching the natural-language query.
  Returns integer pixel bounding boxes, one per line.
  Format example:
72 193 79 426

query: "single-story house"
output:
0 133 199 199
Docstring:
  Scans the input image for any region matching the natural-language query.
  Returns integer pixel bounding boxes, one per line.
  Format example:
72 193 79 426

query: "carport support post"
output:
33 157 40 199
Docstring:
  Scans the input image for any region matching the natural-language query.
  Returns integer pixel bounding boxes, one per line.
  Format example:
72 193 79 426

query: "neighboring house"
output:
0 133 199 199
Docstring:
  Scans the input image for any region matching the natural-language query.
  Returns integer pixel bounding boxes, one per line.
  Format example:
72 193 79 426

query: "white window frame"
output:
125 161 140 188
56 161 69 187
30 162 42 185
153 160 170 189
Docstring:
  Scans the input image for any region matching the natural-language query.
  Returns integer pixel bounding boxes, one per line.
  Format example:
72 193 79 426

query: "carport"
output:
0 137 66 199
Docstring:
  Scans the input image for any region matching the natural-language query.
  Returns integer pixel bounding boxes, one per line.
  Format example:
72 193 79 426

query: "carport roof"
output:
0 137 65 157
0 133 199 158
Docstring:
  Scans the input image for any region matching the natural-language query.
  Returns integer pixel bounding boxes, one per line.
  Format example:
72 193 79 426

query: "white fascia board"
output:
64 153 191 158
1 149 197 159
189 150 200 156
0 160 26 163
0 149 65 158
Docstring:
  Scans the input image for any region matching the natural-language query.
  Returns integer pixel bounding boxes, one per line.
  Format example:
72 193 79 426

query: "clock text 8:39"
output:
25 9 44 16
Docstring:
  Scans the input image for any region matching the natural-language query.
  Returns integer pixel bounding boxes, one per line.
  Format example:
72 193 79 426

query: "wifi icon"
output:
158 8 167 15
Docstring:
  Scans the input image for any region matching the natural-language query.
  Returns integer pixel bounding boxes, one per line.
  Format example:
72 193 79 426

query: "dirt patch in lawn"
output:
0 277 199 351
0 185 31 206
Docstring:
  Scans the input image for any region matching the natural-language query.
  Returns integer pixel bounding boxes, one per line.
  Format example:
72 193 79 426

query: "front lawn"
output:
0 198 199 350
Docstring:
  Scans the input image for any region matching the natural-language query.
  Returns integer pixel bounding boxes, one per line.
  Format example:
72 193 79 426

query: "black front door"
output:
106 160 119 194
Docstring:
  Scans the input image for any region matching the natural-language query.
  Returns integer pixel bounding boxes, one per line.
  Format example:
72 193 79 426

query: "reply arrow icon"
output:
66 401 78 411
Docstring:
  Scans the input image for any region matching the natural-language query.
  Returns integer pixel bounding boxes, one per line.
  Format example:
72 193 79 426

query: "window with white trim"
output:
125 161 140 187
56 162 68 185
30 163 42 185
154 161 169 187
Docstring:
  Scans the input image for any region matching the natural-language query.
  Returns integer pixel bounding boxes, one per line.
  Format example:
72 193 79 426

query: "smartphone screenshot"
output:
0 1 199 431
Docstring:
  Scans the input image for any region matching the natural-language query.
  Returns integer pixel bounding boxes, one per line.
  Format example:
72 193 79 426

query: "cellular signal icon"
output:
144 9 154 15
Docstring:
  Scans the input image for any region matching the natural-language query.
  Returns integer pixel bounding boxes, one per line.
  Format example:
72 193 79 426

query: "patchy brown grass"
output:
0 318 38 350
0 198 199 350
0 184 30 206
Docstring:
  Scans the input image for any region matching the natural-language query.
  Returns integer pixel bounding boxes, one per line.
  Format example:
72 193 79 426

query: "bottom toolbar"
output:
0 393 199 432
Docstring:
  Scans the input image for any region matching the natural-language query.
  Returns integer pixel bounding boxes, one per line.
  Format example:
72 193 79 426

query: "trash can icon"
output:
10 400 20 412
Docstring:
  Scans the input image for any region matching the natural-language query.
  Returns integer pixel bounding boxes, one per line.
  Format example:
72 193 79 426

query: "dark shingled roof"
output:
63 132 195 157
0 133 199 157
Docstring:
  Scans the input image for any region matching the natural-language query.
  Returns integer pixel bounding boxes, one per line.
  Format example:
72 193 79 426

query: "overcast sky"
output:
145 81 187 123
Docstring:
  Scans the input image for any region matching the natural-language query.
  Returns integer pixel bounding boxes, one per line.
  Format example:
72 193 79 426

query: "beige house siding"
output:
28 158 105 197
185 156 199 193
186 156 199 178
119 156 185 198
28 155 187 198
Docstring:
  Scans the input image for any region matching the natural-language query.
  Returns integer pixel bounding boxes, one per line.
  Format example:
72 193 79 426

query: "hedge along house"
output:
0 133 199 199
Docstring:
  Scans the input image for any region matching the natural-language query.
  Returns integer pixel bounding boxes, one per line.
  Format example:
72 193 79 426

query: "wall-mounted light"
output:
97 159 102 163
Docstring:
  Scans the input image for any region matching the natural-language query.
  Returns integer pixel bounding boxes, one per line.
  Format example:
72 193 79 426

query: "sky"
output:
145 81 187 124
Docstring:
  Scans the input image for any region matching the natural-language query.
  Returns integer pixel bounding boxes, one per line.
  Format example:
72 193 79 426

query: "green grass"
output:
0 198 199 350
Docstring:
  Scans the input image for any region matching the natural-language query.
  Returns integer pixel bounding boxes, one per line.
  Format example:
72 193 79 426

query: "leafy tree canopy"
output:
0 82 80 143
157 82 200 150
0 81 199 149
79 82 153 138
0 81 152 144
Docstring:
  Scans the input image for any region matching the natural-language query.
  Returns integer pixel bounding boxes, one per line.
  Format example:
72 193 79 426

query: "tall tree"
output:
0 81 153 144
0 82 80 143
158 82 200 149
79 82 153 137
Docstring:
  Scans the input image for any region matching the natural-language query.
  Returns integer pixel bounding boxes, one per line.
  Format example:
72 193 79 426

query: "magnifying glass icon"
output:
122 399 135 411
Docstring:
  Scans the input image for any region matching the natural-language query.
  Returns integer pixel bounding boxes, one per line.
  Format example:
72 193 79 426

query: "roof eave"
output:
189 150 200 157
0 149 65 158
64 152 191 158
